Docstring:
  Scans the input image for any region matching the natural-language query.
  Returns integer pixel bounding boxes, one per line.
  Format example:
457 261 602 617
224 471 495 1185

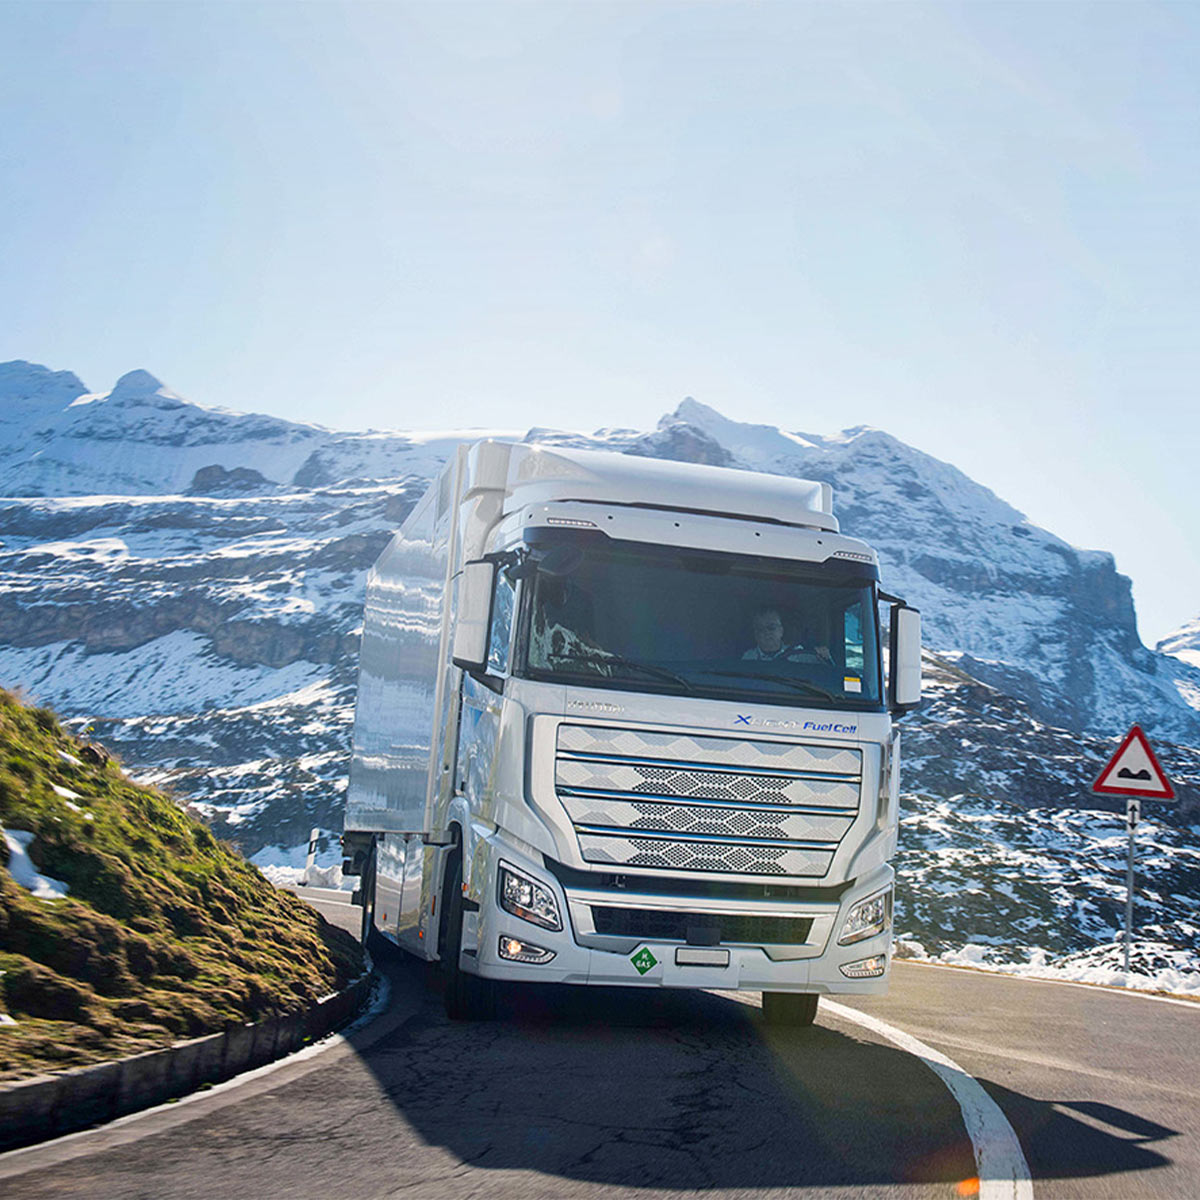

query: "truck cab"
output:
344 441 920 1023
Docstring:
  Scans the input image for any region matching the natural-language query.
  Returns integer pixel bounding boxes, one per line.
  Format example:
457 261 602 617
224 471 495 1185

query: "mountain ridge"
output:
1 358 1196 977
2 358 1197 743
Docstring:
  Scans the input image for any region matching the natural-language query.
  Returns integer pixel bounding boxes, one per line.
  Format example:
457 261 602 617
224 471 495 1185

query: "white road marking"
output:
825 999 1034 1200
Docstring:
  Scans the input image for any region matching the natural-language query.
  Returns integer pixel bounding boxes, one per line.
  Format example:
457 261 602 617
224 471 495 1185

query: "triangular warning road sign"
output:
1092 724 1175 800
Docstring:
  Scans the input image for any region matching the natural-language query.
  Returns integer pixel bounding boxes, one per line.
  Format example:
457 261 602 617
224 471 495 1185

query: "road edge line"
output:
0 966 394 1177
824 1000 1034 1200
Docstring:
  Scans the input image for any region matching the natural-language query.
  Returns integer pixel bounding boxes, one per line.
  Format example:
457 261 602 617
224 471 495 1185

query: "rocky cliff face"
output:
897 655 1200 959
1 359 1197 969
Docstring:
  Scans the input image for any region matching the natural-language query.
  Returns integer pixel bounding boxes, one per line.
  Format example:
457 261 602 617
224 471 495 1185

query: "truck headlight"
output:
498 864 562 931
838 888 892 945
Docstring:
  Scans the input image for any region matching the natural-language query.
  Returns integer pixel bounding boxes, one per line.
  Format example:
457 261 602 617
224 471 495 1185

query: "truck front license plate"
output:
675 947 730 967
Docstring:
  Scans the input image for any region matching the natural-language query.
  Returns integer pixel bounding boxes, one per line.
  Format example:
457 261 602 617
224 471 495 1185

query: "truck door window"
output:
844 604 864 673
487 569 516 675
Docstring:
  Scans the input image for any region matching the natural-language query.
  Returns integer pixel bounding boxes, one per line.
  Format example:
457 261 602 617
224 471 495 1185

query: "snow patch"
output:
257 861 351 890
909 940 1200 998
4 829 69 899
252 837 353 890
0 632 330 718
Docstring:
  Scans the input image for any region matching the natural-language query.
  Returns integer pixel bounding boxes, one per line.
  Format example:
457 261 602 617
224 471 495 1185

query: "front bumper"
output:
462 828 893 994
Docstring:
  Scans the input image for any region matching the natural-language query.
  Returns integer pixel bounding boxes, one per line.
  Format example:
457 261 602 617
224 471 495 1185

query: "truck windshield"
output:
520 536 881 708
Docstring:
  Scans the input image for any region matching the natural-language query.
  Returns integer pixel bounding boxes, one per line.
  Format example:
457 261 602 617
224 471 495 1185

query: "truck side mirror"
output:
452 560 495 672
889 605 922 712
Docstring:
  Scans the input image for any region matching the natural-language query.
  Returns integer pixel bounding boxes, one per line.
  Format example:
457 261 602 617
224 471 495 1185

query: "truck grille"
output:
556 724 862 878
590 906 814 945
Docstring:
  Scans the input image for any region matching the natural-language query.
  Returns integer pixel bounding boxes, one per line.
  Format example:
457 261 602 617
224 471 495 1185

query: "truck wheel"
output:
441 855 497 1021
359 842 377 946
761 992 819 1027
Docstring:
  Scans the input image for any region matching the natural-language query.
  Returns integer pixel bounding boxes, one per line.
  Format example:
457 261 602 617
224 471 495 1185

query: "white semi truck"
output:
343 441 920 1023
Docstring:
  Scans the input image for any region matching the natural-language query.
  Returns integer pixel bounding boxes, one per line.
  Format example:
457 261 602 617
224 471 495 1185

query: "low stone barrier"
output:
0 968 374 1153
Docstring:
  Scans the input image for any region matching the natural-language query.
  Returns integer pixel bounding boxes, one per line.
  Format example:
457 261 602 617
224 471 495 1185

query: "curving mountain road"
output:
1 888 1195 1199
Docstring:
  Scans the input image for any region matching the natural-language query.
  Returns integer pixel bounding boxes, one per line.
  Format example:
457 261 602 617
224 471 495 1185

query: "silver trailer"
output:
343 441 921 1022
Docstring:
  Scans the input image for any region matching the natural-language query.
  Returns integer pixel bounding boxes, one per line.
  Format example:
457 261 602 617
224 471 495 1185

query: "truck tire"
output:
359 842 377 946
441 855 497 1021
761 992 819 1027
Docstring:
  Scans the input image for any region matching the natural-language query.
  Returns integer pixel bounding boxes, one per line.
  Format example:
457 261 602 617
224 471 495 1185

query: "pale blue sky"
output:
2 1 1197 645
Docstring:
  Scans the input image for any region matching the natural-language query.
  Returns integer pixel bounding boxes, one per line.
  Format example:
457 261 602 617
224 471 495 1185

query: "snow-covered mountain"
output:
1159 617 1200 671
661 401 1200 742
897 654 1199 961
0 361 506 498
2 359 1197 978
6 362 1195 741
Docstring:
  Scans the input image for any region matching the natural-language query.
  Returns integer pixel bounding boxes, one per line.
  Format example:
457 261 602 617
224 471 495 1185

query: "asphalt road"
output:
2 887 1196 1199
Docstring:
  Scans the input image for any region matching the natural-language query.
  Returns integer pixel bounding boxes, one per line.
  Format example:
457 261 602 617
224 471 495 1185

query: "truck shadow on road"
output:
351 953 1177 1194
974 1088 1180 1185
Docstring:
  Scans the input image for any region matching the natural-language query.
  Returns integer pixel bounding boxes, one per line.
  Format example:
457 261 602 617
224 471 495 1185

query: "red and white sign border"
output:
1091 723 1175 800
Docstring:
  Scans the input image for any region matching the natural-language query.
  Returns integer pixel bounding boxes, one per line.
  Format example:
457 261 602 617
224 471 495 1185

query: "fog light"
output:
839 888 892 945
840 954 887 979
498 935 556 964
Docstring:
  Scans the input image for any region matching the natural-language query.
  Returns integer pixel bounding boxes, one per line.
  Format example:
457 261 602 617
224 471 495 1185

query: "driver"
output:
744 607 832 664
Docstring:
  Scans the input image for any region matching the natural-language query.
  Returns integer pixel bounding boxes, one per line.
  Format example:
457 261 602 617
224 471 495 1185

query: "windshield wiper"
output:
549 652 693 692
696 669 838 703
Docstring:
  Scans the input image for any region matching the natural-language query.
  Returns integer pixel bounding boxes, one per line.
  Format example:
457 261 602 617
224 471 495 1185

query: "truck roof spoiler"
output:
466 441 840 533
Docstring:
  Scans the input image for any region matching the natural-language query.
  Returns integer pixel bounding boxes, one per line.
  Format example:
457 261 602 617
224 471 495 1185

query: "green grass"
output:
0 689 363 1082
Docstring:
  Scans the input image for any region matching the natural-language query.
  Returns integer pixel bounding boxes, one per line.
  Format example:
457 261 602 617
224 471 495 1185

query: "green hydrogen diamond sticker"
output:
631 947 658 975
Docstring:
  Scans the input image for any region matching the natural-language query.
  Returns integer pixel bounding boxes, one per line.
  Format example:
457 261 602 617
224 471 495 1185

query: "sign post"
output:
304 827 320 887
1091 726 1175 982
1122 798 1140 976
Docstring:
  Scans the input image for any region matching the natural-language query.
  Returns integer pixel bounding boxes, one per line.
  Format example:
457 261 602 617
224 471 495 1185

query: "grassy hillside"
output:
0 689 362 1082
